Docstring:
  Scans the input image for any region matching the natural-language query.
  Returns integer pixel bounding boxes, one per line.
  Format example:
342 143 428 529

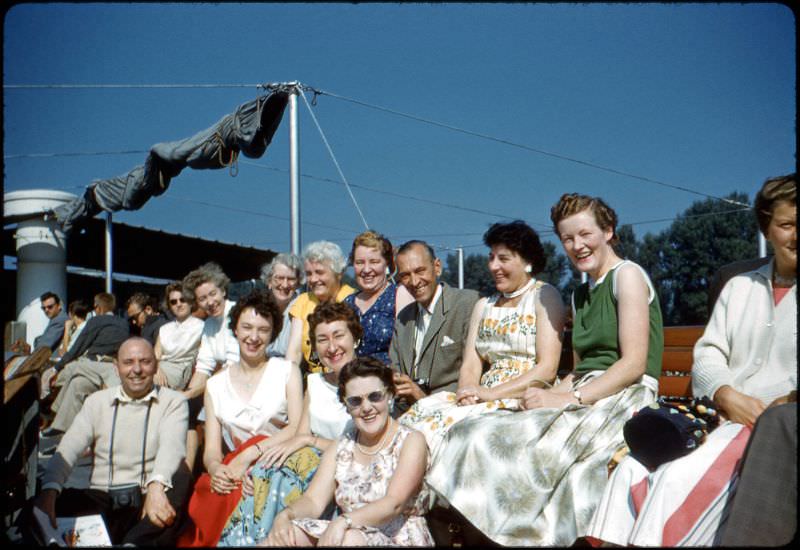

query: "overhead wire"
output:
298 88 370 230
5 81 755 242
303 85 750 208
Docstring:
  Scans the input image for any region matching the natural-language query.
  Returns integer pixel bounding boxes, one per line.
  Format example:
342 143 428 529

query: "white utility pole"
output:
288 83 301 256
457 247 465 289
105 212 113 293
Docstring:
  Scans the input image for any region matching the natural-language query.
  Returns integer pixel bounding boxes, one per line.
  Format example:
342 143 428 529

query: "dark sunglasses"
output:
169 298 188 305
344 389 388 409
41 303 57 311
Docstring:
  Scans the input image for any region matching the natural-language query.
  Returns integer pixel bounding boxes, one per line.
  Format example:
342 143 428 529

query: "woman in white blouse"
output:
154 281 204 390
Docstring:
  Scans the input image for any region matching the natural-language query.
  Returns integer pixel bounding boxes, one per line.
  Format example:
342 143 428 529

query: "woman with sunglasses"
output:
153 281 205 391
217 302 361 545
177 289 303 547
264 357 434 547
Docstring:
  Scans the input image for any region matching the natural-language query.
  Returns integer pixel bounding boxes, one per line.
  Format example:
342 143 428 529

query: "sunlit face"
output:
396 245 442 309
557 209 615 279
766 200 797 275
488 244 529 294
195 281 225 318
305 260 341 303
268 263 300 304
313 319 356 375
343 375 390 437
41 297 62 320
115 339 158 398
168 290 191 321
234 307 273 362
353 245 389 294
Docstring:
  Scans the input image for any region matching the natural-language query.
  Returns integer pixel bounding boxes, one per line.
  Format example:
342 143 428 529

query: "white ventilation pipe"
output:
4 189 77 347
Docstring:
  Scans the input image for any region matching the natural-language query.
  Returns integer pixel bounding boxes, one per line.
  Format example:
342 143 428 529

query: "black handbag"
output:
623 396 720 471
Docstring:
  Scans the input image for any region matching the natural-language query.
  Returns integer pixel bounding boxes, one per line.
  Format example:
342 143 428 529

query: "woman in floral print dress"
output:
399 220 566 458
263 357 433 547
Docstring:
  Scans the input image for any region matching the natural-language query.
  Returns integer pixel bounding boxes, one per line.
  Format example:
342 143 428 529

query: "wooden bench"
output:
659 325 704 402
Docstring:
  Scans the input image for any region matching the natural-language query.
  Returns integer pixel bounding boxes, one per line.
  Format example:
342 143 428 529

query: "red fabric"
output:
661 427 750 546
630 476 650 517
774 286 790 305
176 434 268 547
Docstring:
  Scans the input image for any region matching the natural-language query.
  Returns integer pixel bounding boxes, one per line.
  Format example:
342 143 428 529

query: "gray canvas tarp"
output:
53 90 289 233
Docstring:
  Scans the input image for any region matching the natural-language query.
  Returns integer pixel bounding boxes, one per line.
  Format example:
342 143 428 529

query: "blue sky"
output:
3 3 796 262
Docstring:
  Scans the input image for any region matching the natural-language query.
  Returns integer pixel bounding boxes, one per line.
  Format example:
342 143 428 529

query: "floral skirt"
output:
426 375 657 546
398 359 527 458
217 446 323 546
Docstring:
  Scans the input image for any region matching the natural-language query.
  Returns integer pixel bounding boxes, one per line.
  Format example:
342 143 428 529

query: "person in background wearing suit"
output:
389 240 479 417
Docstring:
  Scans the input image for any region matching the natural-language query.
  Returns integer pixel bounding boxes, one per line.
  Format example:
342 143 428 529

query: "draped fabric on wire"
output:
52 90 289 233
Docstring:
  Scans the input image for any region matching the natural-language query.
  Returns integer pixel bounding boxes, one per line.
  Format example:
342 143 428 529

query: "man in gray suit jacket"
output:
389 241 479 416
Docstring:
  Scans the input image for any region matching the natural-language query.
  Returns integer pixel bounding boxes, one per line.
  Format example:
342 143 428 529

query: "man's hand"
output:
35 489 59 529
393 373 426 403
714 386 767 427
142 482 176 528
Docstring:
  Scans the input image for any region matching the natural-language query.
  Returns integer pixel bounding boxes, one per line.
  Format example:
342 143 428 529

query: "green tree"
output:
637 192 757 326
442 251 495 296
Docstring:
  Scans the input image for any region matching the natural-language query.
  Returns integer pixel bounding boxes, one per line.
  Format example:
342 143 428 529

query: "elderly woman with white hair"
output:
261 253 304 358
286 241 356 375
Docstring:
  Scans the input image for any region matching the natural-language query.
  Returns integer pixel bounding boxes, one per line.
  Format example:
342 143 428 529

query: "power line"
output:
298 89 370 230
3 83 259 89
4 149 148 160
306 86 750 208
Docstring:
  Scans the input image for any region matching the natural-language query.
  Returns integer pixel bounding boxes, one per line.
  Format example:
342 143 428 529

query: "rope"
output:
304 86 750 208
298 89 370 230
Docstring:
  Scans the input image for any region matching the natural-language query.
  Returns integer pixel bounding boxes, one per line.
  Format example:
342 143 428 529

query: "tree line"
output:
441 192 760 327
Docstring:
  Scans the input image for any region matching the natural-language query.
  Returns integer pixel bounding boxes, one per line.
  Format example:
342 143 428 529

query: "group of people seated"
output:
27 173 795 547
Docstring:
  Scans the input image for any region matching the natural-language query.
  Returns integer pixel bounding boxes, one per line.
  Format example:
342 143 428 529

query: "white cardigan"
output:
692 260 797 405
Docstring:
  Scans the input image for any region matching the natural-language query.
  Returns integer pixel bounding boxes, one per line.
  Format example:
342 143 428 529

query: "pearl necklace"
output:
502 277 535 299
356 418 394 456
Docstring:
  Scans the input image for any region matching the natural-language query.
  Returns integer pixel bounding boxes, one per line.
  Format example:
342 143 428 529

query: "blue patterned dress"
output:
344 282 397 365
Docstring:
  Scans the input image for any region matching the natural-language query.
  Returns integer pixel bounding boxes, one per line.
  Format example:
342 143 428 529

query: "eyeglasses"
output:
344 388 388 409
41 303 57 311
169 298 188 305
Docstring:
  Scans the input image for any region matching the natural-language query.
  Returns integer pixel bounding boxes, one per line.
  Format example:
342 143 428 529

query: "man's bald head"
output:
115 336 158 398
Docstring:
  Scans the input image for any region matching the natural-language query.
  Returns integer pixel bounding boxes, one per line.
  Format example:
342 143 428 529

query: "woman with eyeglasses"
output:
260 253 304 358
153 281 205 391
263 357 434 547
218 302 361 545
177 289 303 547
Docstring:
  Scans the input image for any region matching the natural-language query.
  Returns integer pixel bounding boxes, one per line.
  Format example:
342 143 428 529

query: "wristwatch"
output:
573 389 584 405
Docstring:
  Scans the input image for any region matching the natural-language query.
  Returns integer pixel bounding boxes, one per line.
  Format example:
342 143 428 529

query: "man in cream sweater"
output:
35 337 191 545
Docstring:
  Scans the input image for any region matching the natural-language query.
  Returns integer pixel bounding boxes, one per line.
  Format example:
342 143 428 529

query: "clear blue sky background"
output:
3 3 796 265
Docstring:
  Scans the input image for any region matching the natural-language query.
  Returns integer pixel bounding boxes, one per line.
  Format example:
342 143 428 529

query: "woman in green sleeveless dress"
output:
424 193 663 547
